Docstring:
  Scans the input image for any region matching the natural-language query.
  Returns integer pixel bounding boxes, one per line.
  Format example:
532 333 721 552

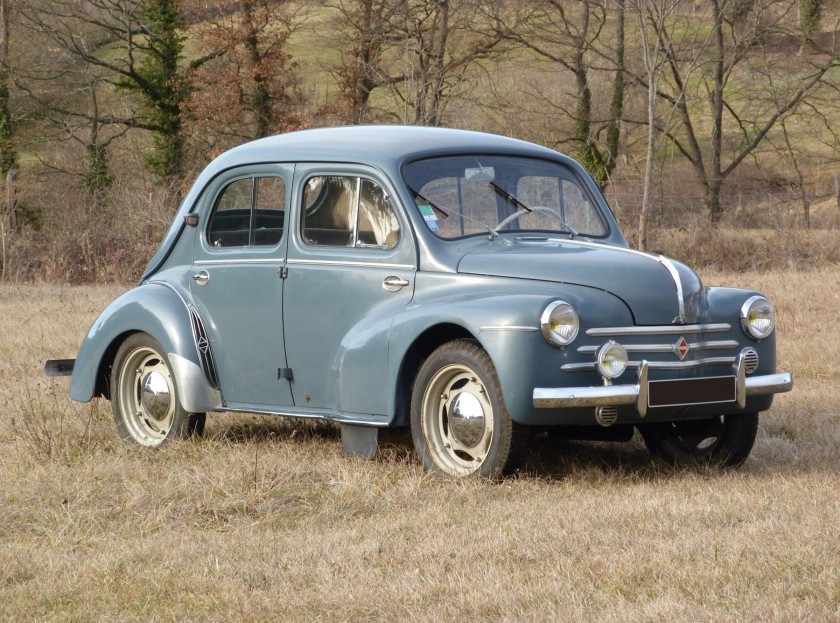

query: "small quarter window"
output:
207 176 286 248
301 176 399 249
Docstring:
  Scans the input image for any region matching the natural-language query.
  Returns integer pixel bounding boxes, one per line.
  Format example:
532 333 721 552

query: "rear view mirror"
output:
464 166 495 182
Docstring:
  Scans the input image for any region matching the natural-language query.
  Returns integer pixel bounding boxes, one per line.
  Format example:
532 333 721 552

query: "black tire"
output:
638 413 759 469
410 339 527 478
111 333 206 447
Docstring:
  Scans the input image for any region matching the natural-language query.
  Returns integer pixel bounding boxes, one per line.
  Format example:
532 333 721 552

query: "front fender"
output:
705 286 777 375
389 272 635 423
70 282 222 413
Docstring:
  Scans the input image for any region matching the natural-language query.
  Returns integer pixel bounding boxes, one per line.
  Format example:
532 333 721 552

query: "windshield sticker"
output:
418 204 440 231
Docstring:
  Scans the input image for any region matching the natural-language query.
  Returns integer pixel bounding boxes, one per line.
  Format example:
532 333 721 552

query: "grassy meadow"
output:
0 267 838 621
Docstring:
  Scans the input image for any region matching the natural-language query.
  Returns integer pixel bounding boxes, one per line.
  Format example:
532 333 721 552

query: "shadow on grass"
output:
202 413 816 481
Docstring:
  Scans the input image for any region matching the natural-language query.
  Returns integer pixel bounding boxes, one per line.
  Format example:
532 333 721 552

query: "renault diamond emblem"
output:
674 336 689 360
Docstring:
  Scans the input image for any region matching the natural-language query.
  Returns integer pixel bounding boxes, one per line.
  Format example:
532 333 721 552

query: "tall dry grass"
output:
0 269 837 621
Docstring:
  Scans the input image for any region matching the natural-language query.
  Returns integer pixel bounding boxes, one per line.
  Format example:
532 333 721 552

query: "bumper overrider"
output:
533 352 793 417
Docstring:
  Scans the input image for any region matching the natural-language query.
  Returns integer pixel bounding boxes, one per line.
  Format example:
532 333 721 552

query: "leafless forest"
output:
1 0 840 281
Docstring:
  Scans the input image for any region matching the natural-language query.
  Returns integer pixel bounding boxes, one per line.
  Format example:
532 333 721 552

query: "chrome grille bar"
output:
586 323 731 337
561 356 737 373
576 339 739 355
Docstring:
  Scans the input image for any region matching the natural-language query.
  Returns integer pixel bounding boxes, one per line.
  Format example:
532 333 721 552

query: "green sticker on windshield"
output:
418 204 436 218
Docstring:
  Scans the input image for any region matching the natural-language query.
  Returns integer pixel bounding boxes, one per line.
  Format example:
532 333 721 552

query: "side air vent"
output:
189 306 220 389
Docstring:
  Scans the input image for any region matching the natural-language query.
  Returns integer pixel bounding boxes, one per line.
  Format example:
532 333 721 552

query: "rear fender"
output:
70 282 222 413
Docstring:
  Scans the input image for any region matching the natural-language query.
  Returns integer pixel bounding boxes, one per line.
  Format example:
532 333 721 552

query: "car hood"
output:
457 239 704 325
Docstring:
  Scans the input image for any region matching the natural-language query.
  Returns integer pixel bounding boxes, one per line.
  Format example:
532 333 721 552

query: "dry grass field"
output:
0 268 838 622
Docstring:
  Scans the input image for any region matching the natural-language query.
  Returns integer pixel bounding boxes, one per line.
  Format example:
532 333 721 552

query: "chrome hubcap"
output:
448 392 486 448
141 371 172 422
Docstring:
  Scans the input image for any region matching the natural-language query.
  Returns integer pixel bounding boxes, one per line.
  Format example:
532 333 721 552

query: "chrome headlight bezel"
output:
740 295 775 340
540 300 579 348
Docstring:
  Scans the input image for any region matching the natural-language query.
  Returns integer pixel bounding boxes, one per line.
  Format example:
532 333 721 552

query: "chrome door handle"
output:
382 275 409 292
192 270 210 286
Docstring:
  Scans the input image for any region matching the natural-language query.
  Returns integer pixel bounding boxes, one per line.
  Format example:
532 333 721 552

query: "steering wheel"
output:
495 205 568 231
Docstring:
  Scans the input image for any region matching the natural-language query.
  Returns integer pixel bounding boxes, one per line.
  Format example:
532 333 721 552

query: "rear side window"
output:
207 176 286 248
301 175 400 248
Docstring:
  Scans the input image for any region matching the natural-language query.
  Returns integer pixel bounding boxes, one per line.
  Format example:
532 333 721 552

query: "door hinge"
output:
278 266 288 279
277 368 294 381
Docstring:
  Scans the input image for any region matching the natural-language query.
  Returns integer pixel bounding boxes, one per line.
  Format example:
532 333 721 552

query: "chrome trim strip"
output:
586 323 731 337
576 339 739 355
657 254 685 323
219 406 390 426
479 325 540 333
286 258 415 270
194 258 284 265
562 356 737 372
534 370 793 410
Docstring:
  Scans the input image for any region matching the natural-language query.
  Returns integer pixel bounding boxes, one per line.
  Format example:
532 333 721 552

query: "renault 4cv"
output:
46 126 793 477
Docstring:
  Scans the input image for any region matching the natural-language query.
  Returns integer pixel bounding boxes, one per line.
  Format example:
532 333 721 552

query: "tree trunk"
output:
241 0 271 139
0 0 14 177
605 0 625 185
707 0 725 224
707 180 724 225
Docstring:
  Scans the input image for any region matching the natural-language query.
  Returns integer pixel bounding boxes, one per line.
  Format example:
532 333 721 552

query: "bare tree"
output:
631 0 710 249
327 0 409 123
187 0 306 146
646 0 839 223
328 0 505 126
490 1 625 184
20 0 219 181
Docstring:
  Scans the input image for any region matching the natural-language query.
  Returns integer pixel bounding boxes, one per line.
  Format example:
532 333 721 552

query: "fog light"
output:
596 340 628 379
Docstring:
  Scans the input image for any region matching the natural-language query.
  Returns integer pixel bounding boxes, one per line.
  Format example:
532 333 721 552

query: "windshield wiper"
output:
409 187 501 240
487 182 580 239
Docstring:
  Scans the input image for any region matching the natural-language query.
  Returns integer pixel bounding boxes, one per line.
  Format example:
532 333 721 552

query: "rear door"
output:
189 164 294 410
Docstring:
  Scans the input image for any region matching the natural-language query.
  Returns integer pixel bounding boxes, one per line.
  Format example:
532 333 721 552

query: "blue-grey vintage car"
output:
47 126 793 477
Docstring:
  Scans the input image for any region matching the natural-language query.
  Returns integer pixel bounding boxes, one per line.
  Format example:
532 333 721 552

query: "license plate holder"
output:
648 376 736 408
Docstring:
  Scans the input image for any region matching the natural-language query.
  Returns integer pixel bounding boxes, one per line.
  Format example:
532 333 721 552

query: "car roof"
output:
208 125 567 173
141 126 585 281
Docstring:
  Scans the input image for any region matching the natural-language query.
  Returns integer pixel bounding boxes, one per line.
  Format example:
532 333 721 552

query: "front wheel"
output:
638 413 759 469
410 340 527 478
111 333 206 447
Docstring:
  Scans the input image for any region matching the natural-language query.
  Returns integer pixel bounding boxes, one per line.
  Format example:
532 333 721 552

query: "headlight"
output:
596 341 628 379
541 301 579 347
740 295 775 340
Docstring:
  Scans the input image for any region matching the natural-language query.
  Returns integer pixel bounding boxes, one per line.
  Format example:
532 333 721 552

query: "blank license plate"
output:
648 376 736 408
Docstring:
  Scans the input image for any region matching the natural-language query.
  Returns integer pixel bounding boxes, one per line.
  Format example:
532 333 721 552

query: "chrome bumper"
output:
533 358 793 417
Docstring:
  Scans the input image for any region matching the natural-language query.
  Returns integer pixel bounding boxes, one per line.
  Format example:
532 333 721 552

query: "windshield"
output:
403 155 608 239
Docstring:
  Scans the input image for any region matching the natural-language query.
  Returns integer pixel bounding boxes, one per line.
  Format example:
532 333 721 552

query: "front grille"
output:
562 323 739 372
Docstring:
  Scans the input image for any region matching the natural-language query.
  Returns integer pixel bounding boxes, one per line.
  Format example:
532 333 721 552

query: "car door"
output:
283 164 416 417
189 164 294 410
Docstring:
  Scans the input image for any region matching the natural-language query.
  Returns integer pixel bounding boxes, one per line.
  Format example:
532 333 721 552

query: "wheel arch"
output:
393 323 476 427
70 283 222 413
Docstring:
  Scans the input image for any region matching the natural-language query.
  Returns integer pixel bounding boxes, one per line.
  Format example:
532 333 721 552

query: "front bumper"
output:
533 356 793 417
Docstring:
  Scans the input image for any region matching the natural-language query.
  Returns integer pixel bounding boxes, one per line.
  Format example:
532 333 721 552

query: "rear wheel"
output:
638 413 759 468
111 333 205 447
410 340 527 478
